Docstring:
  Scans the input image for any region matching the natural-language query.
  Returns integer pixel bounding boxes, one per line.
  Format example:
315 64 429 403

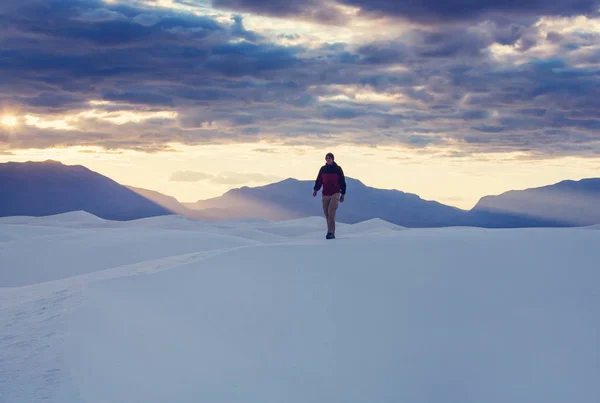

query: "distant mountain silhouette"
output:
472 178 600 226
187 177 471 227
187 177 592 228
0 160 172 220
3 160 598 227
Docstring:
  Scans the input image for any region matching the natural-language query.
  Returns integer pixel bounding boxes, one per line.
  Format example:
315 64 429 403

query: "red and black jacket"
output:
314 162 347 196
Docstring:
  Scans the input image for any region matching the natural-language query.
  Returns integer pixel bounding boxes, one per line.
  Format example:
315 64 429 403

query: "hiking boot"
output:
326 232 335 239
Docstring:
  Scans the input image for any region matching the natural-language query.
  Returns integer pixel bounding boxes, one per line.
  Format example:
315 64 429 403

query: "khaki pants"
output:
322 193 341 234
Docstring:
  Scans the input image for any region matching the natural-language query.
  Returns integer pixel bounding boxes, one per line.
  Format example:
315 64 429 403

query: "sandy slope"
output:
1 212 599 403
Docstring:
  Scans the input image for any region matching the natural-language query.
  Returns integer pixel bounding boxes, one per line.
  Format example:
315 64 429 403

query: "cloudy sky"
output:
1 0 599 208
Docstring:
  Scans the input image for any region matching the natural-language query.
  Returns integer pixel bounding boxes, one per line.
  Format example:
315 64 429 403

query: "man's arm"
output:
338 166 347 195
313 167 323 191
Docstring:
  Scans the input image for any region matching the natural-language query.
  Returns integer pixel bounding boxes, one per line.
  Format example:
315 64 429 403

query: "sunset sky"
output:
1 0 599 208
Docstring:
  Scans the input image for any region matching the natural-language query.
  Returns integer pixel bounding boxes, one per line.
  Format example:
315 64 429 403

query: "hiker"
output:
312 152 346 239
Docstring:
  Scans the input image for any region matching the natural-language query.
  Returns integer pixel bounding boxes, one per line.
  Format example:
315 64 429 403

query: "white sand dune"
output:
0 224 76 241
252 216 349 237
218 227 288 243
1 213 599 403
0 211 106 227
0 225 260 287
341 217 407 235
103 214 203 230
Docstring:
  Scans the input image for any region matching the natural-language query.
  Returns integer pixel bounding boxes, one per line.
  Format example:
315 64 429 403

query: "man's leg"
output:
328 193 340 235
322 195 332 233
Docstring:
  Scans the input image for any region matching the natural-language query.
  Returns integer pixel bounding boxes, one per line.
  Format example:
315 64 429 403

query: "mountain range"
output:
2 160 600 228
0 160 171 221
472 179 600 226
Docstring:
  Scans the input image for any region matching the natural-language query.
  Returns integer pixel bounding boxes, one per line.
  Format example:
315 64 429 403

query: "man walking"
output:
313 152 346 239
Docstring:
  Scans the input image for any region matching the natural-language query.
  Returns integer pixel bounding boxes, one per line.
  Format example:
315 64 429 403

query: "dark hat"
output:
325 152 334 160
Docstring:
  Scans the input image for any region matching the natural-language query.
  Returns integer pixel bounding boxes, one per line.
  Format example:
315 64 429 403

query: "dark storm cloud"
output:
14 92 86 110
353 21 538 69
339 0 600 22
410 29 492 58
0 0 599 159
101 90 175 107
319 105 367 120
211 0 600 23
212 0 344 23
356 44 407 65
230 14 262 42
205 42 301 77
0 0 301 107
